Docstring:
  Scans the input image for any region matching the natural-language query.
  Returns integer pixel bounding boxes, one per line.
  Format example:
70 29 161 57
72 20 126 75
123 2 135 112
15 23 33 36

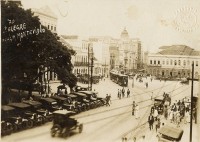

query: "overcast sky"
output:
21 0 200 52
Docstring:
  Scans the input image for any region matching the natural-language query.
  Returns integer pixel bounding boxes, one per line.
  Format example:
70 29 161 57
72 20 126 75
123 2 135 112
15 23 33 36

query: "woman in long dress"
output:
135 104 140 119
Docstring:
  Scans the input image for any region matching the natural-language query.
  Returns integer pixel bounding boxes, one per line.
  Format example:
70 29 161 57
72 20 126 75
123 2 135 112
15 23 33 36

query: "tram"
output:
110 71 128 87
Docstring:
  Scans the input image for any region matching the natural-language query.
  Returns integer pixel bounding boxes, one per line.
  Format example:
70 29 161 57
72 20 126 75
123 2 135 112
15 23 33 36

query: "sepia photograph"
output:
1 0 200 142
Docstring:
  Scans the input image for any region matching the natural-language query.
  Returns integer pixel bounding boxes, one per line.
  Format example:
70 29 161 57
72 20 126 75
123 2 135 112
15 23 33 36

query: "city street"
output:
2 77 199 142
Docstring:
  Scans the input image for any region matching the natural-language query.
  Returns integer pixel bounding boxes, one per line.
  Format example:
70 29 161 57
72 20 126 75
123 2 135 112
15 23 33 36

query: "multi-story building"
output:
32 6 58 82
32 6 57 33
61 35 90 76
146 45 200 79
118 28 142 73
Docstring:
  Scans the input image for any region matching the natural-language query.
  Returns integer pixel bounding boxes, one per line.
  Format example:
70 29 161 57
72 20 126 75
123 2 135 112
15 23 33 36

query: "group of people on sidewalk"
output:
117 87 130 99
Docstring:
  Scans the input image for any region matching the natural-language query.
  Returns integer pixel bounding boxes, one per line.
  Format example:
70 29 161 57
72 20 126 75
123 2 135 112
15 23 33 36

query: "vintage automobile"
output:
60 94 84 113
51 110 83 137
180 78 189 84
79 91 105 107
151 98 164 115
8 103 44 127
71 92 91 110
158 125 184 142
2 105 30 132
22 100 53 122
37 98 62 112
73 85 88 92
1 120 13 136
51 96 75 111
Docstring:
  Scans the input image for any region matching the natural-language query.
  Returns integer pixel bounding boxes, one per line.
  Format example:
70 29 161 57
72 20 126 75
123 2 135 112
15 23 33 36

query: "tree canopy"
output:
1 1 77 92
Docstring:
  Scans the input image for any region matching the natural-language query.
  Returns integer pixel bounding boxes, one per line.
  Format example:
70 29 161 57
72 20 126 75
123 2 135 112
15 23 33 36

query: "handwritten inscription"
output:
2 19 45 42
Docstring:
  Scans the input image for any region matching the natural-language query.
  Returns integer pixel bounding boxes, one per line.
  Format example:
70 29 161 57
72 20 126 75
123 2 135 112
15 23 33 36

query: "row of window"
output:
149 59 199 66
75 55 88 63
41 21 56 32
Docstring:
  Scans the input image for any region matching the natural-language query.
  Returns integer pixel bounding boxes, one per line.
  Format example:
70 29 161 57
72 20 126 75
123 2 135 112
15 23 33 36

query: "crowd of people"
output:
147 94 194 134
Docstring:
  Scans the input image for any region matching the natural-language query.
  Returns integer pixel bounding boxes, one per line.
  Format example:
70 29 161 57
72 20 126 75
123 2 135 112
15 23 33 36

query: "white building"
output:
32 6 57 33
32 6 58 82
61 35 90 76
147 45 200 79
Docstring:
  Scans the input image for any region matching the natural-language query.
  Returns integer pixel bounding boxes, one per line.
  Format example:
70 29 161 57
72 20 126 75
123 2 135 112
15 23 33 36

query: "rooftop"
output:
158 45 200 56
32 6 57 19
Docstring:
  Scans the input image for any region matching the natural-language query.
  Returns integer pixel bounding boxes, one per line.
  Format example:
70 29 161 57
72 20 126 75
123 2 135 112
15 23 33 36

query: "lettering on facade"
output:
2 19 45 43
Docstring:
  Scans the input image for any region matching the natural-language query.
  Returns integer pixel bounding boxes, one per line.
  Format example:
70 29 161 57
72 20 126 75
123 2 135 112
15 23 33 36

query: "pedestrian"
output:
122 87 125 98
132 101 136 116
105 94 110 106
135 104 140 119
119 90 121 99
153 108 158 121
127 89 130 98
148 113 154 130
151 92 154 100
109 94 112 104
164 105 168 120
145 82 148 88
155 118 161 132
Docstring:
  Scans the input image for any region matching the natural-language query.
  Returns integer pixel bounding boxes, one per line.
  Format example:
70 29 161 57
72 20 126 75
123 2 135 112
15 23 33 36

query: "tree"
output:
1 1 77 102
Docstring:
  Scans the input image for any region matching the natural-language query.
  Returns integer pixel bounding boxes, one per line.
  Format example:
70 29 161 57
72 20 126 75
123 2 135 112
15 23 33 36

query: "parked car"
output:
74 86 88 92
8 103 43 127
60 94 84 113
1 120 13 136
37 98 62 112
51 110 83 137
180 78 189 84
71 92 91 110
51 96 75 111
22 100 53 122
79 91 104 107
2 105 30 132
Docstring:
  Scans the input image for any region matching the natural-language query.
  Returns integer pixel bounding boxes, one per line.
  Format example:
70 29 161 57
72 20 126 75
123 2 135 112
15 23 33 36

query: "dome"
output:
120 28 129 39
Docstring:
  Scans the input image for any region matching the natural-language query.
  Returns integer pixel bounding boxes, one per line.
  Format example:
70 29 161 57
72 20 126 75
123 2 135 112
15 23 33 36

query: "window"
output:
51 26 53 30
174 60 177 65
178 60 181 65
170 59 173 65
166 60 169 65
183 60 186 66
187 60 190 66
162 60 165 65
158 60 160 64
154 60 156 64
150 60 152 64
48 25 50 29
54 26 56 31
196 61 198 66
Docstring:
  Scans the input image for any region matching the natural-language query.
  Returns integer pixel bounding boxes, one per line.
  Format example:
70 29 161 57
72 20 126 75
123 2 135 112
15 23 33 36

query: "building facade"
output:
32 6 58 82
32 6 57 33
147 45 200 79
118 28 142 73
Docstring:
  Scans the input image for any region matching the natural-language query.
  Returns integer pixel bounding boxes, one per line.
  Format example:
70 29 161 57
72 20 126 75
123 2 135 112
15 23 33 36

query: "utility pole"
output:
90 52 93 91
197 74 200 141
88 43 90 90
190 62 194 142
